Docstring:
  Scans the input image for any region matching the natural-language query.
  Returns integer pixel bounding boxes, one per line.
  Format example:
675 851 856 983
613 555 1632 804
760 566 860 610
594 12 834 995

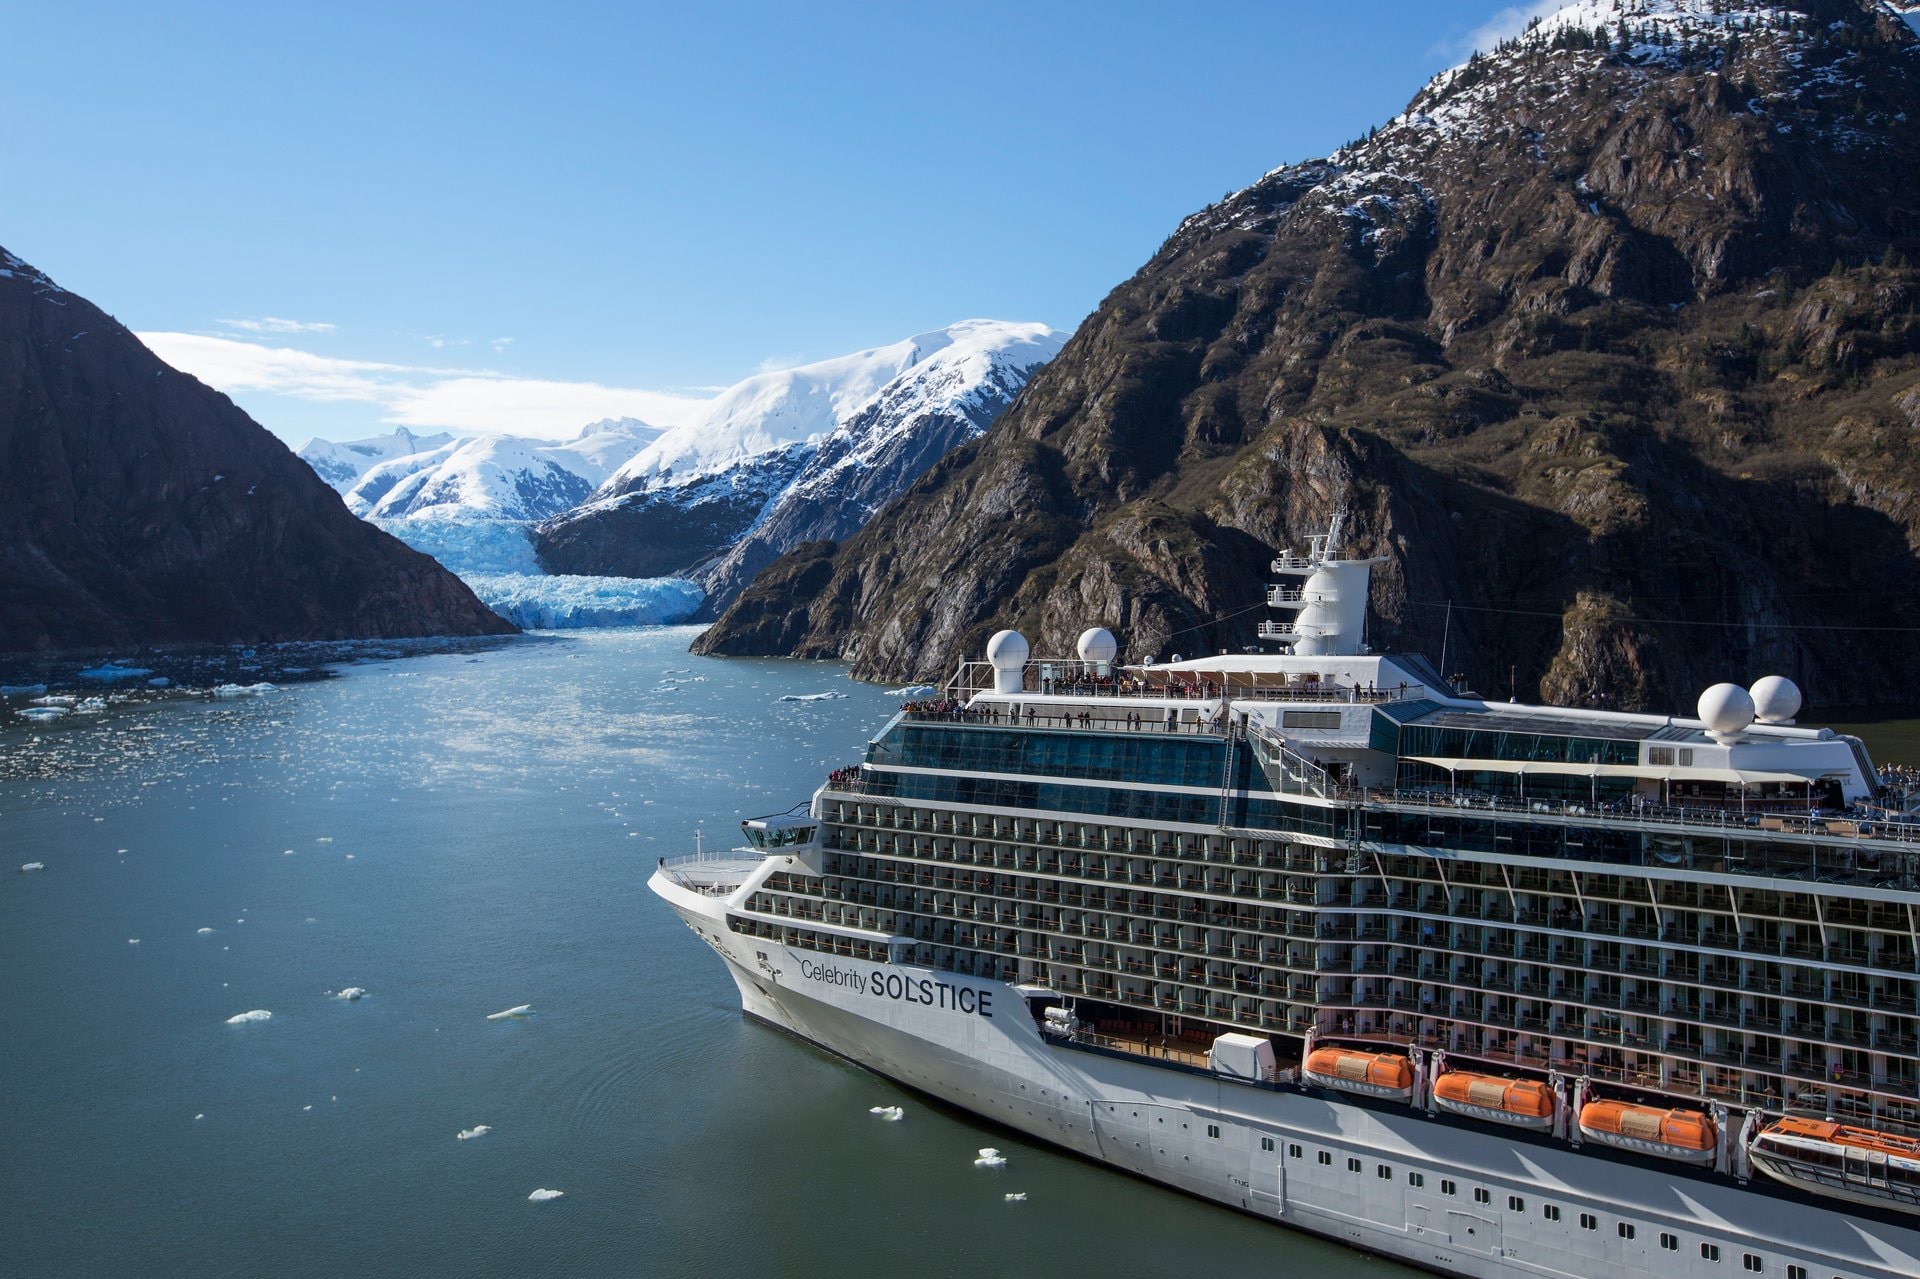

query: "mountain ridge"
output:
0 247 514 653
696 0 1920 713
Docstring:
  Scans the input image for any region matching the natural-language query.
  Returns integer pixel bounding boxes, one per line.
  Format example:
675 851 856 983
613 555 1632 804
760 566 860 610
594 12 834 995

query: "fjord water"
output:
0 629 1417 1279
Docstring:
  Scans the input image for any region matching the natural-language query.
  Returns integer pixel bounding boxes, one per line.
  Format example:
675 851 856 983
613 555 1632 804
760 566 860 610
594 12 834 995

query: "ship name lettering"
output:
797 958 867 992
871 972 993 1018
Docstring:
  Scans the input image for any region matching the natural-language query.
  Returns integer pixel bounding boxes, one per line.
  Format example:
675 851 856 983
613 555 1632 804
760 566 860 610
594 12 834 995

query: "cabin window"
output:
1207 1125 1219 1139
1618 1223 1636 1240
1702 1243 1721 1261
1348 1157 1362 1173
1318 1151 1332 1166
1742 1257 1762 1273
1440 1179 1457 1196
1288 1143 1302 1158
1581 1213 1598 1230
1661 1233 1679 1251
1474 1188 1491 1204
1408 1172 1424 1188
1378 1165 1392 1180
1261 1137 1274 1152
1786 1269 1805 1279
1508 1195 1524 1212
1543 1205 1561 1222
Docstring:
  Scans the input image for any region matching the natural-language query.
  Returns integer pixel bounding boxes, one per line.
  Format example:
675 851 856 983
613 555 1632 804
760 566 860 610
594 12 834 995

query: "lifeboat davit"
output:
1577 1100 1717 1165
1303 1048 1414 1100
1432 1071 1554 1130
1748 1118 1920 1216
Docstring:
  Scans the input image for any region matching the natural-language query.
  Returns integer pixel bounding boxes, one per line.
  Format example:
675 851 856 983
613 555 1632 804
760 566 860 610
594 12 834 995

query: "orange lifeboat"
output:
1748 1118 1920 1216
1431 1071 1554 1131
1303 1048 1415 1100
1577 1100 1717 1165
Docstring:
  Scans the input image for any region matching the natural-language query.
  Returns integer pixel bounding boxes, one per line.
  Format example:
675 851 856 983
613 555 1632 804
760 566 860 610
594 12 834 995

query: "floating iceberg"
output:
973 1147 1006 1168
780 691 847 702
486 1003 535 1020
1003 1193 1028 1202
226 1010 272 1024
886 685 937 696
457 1125 492 1140
461 573 704 630
77 662 154 682
335 987 367 1001
18 706 68 721
20 862 44 872
868 1105 905 1121
196 926 214 934
211 683 277 699
527 1188 564 1202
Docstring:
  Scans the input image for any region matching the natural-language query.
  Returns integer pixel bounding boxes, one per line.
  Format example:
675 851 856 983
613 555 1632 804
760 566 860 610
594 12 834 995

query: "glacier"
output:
462 574 704 630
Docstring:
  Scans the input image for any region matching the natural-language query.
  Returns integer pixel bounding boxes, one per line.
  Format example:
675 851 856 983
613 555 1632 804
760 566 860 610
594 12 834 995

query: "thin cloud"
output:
754 352 807 375
137 331 710 437
1433 2 1560 62
217 316 338 335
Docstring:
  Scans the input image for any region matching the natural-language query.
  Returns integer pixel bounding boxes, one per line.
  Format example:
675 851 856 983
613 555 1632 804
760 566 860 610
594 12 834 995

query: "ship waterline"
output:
655 528 1920 1278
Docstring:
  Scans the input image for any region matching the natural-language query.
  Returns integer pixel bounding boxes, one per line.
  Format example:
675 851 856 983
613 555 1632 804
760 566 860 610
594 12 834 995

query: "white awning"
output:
1404 756 1820 786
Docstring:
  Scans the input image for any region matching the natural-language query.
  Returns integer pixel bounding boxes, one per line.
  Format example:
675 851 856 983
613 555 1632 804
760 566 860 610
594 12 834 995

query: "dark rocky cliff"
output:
698 0 1920 713
0 247 515 653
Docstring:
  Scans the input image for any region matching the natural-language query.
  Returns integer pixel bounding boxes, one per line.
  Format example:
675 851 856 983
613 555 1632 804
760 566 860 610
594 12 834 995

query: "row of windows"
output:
1279 1142 1835 1275
873 723 1245 790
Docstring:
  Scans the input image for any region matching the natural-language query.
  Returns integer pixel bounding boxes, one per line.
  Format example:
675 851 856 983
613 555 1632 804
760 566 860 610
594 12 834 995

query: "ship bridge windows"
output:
1397 722 1640 766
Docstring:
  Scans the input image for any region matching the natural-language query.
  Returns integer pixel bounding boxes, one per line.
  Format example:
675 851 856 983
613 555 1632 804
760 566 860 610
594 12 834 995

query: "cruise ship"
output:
653 525 1920 1279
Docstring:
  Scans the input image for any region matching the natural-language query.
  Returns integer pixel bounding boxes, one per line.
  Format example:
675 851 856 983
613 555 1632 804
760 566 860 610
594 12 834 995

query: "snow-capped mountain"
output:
297 427 454 492
346 418 659 522
534 320 1064 611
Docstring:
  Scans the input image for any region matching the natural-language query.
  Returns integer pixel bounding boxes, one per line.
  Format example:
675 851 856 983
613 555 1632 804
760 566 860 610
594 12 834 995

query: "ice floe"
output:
973 1147 1007 1168
1003 1192 1027 1202
226 1010 272 1024
18 706 68 721
457 1125 492 1140
780 691 847 702
527 1188 564 1202
127 938 140 944
197 926 214 933
868 1105 905 1121
335 987 367 1001
77 662 154 682
887 685 937 696
20 862 44 872
211 683 277 699
486 1003 535 1020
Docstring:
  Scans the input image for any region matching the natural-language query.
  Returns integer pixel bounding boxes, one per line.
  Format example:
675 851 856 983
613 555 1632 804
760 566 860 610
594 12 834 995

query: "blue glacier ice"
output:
372 515 542 575
462 574 704 630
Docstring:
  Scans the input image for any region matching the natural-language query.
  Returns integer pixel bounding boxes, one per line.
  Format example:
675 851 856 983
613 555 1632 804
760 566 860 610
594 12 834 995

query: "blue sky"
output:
1 1 1553 444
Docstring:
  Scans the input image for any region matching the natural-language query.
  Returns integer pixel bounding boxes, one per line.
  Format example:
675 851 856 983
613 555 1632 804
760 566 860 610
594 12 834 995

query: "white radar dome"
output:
1749 675 1802 724
986 629 1030 670
1076 627 1118 664
1696 682 1756 740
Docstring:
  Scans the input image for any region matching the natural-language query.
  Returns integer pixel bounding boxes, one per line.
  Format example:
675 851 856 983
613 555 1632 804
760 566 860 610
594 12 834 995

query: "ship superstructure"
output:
653 527 1920 1279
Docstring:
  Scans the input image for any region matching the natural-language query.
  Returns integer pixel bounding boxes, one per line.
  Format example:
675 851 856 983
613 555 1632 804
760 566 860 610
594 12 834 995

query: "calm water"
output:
0 629 1419 1279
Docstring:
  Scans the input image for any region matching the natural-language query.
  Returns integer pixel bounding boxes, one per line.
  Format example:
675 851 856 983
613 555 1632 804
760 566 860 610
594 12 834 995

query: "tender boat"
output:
1302 1047 1414 1100
1578 1100 1717 1165
1749 1117 1920 1216
1432 1070 1555 1130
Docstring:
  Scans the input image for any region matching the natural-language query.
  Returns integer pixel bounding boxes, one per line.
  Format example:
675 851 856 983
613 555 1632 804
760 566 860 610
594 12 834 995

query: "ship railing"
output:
1345 785 1920 851
655 846 766 897
944 658 1426 706
1245 722 1331 798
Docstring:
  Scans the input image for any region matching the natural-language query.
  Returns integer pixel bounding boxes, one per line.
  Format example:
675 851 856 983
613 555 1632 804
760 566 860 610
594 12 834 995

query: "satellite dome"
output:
1696 682 1756 740
1750 675 1802 724
1076 627 1118 664
985 630 1030 671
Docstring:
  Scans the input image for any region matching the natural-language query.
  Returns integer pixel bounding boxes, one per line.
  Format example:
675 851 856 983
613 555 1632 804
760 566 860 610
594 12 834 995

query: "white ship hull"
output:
657 870 1920 1279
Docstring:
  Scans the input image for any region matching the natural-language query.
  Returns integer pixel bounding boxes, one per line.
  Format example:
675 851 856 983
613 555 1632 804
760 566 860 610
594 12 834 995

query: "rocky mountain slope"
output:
532 321 1063 613
699 0 1920 714
0 247 515 652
